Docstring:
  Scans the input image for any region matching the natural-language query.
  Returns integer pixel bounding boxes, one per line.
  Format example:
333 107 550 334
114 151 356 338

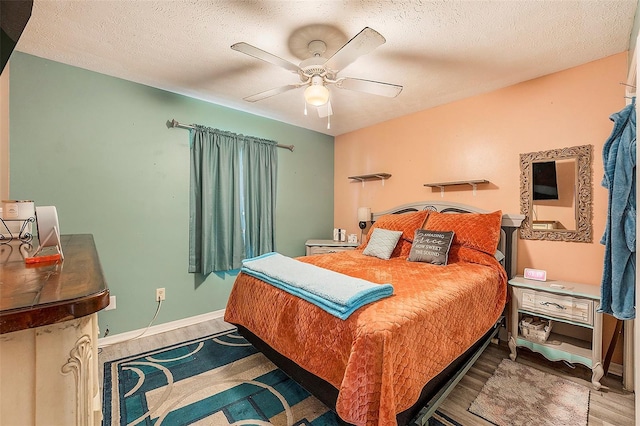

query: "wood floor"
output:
438 343 635 425
98 318 635 425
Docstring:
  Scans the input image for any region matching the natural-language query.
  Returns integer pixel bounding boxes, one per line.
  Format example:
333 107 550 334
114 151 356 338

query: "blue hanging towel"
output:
599 99 636 320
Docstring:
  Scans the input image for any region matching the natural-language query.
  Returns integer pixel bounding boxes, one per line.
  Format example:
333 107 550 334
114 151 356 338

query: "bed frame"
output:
237 201 524 425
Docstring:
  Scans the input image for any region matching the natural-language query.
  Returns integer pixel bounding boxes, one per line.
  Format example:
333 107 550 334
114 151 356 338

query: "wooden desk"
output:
0 234 109 425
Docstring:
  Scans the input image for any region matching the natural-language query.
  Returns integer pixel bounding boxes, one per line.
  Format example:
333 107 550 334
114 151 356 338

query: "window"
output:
189 126 277 273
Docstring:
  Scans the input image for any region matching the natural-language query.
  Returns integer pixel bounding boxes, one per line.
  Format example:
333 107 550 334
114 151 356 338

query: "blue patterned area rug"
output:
103 328 458 425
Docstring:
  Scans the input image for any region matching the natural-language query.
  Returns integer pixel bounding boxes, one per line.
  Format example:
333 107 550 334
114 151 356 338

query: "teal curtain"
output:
243 136 278 258
189 126 277 273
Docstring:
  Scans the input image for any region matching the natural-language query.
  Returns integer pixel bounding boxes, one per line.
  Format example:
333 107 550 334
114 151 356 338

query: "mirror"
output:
520 145 593 242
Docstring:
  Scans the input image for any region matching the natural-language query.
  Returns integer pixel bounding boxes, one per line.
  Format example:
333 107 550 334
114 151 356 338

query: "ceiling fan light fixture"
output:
304 75 329 106
304 85 329 106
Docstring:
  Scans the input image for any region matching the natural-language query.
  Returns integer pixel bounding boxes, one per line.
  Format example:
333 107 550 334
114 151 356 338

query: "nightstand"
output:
305 239 359 256
508 276 604 389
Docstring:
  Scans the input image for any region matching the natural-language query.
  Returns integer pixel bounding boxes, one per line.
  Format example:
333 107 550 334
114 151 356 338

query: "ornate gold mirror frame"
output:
520 144 593 242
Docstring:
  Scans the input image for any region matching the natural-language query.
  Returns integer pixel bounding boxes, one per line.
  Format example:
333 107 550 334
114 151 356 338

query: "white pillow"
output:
362 228 403 260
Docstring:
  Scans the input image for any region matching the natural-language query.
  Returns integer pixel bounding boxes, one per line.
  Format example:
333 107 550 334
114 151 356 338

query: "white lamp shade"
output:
304 84 329 106
358 207 371 222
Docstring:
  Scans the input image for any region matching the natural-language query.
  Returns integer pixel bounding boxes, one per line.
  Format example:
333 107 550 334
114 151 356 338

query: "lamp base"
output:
358 221 366 230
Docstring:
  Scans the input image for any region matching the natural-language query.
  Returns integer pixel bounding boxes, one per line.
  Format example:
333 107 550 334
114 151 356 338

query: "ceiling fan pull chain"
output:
327 114 331 130
304 100 308 116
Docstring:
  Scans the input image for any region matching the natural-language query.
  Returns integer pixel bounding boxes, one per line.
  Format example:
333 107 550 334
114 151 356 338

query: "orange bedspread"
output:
224 246 507 426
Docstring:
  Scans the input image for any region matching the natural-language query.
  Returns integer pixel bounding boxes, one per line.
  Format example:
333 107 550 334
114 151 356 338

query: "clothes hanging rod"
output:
167 119 294 152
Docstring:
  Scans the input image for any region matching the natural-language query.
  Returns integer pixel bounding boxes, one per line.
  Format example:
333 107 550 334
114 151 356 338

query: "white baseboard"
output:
98 309 226 348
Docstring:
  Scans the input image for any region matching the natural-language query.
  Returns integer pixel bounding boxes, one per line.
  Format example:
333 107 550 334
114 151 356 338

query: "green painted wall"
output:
9 52 334 336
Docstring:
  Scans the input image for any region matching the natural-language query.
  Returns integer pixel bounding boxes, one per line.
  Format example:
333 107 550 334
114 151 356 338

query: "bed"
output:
224 201 524 426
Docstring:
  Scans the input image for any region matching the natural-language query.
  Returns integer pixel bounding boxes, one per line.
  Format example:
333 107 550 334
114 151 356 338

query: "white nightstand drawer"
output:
521 290 593 325
307 245 355 255
305 239 359 256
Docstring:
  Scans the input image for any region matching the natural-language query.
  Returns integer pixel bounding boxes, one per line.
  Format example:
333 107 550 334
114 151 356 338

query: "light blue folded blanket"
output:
240 252 394 319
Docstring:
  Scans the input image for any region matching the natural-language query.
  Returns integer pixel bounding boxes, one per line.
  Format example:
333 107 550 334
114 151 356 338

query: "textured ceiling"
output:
15 0 638 136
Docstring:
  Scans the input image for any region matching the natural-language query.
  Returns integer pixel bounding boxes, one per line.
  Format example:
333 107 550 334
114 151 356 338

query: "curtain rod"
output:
167 119 294 152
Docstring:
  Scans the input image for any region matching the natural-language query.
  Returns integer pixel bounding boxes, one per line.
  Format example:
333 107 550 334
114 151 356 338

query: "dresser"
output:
305 239 359 255
0 234 109 425
508 276 604 389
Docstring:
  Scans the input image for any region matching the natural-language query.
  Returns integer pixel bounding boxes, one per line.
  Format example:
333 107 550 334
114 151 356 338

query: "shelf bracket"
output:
469 182 478 196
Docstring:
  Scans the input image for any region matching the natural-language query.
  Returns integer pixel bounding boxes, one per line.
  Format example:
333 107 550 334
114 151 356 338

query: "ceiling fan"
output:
231 27 403 124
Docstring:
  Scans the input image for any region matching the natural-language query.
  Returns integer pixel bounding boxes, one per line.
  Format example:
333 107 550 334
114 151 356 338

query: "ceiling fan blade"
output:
324 27 386 73
337 77 403 98
244 84 300 102
231 42 300 73
317 100 333 118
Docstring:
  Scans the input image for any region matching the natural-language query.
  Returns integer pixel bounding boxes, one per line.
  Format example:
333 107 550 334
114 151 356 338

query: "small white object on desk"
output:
33 206 64 260
1 200 34 220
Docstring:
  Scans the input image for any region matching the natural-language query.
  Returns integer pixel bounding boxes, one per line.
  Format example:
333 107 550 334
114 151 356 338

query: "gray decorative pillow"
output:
362 228 403 260
408 230 455 265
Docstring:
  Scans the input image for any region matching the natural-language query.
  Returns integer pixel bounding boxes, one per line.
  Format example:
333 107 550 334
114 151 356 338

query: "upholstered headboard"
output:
372 201 525 279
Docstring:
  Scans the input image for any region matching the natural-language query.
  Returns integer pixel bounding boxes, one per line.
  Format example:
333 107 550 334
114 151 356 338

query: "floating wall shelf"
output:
424 179 489 196
348 173 391 187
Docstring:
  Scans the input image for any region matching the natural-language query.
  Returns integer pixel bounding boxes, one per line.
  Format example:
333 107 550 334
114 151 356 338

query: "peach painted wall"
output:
335 52 629 360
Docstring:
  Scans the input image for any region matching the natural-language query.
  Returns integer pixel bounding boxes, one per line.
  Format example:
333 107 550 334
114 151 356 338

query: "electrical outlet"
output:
156 288 166 301
105 296 116 310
